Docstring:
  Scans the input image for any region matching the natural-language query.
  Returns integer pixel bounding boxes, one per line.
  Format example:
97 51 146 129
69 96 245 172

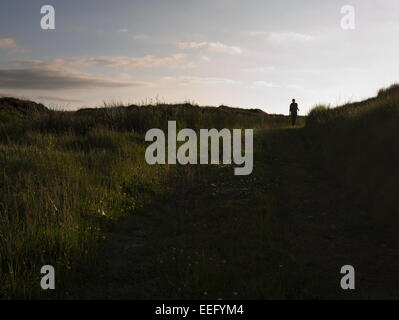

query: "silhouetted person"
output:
289 99 299 126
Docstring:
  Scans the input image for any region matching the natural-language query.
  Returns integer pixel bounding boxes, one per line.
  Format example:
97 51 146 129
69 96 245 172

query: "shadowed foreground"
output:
1 84 398 299
79 124 399 299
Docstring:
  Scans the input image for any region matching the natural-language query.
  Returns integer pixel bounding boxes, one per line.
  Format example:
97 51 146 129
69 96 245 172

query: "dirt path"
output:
77 127 399 299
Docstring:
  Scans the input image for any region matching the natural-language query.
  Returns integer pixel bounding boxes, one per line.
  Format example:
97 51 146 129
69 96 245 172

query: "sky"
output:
1 0 399 114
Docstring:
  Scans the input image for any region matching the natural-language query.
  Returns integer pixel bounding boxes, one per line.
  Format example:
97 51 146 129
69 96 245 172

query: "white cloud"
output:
242 66 276 73
118 28 129 33
164 76 237 86
247 31 316 43
177 41 242 55
253 81 280 88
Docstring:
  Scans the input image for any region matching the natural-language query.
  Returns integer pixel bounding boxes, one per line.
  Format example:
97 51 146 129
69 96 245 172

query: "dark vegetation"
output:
306 83 399 224
0 98 289 298
0 84 398 299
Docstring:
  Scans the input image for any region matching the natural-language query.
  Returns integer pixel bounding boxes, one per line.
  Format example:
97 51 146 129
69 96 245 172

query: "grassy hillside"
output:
0 98 293 299
0 84 398 299
306 84 399 225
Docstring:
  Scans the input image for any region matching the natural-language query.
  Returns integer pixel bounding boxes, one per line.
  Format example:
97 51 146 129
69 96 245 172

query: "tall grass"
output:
0 99 288 298
306 104 331 128
305 84 399 224
0 127 175 298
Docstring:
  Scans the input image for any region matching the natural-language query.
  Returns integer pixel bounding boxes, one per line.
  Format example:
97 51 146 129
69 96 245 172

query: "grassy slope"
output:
0 99 290 299
0 85 398 299
300 85 399 298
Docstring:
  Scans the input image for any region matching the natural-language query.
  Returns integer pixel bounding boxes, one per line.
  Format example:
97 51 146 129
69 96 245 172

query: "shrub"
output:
306 104 332 127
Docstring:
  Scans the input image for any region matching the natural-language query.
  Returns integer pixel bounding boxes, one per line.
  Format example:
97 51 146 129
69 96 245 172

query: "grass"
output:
0 128 175 298
76 133 291 299
305 85 399 224
0 83 398 299
0 98 292 299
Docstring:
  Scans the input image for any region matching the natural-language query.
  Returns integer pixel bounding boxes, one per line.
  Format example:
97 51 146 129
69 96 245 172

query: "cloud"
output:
286 84 304 90
177 41 242 55
133 34 150 40
117 73 131 79
30 54 195 69
201 56 211 63
4 55 194 91
164 76 237 86
118 28 129 33
247 31 316 43
252 81 280 88
0 38 22 53
242 66 276 73
0 38 17 49
80 54 194 68
0 65 150 90
36 96 84 103
0 92 14 97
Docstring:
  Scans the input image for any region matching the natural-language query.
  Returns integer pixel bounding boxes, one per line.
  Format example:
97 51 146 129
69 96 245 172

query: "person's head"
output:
292 99 296 103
